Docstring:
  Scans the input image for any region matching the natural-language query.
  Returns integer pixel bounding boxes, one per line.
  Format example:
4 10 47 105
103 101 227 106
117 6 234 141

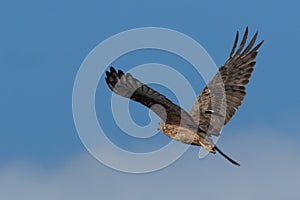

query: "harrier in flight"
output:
105 27 263 166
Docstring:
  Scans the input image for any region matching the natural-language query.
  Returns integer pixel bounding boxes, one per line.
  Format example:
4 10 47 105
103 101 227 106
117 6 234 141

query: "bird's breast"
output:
159 122 215 152
159 122 199 144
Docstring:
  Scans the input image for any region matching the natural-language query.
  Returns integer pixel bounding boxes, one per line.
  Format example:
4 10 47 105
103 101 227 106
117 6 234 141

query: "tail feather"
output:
214 146 240 166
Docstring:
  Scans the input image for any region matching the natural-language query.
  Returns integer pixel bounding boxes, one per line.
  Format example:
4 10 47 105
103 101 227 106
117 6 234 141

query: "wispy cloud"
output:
0 131 299 200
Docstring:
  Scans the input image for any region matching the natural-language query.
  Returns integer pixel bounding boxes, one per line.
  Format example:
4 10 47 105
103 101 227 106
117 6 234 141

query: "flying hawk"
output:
105 27 263 166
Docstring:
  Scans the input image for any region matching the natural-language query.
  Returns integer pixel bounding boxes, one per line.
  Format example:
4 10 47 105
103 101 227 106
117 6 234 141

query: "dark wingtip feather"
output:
250 40 264 53
229 31 239 58
110 66 117 73
244 26 248 35
105 67 122 90
105 77 114 91
234 27 249 56
257 40 265 48
242 32 258 54
118 69 124 77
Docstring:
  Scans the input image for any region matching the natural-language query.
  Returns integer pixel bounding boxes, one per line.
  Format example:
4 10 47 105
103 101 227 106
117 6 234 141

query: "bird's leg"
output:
213 146 240 166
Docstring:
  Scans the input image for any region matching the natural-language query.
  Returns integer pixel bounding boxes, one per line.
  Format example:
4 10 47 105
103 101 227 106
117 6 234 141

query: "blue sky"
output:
1 0 300 199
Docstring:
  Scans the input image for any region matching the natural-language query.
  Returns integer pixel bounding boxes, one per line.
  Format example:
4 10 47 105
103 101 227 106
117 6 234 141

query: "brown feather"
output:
189 28 263 136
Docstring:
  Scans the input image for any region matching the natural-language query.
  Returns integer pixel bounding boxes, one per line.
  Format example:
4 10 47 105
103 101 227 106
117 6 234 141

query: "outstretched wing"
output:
189 27 264 136
105 67 195 127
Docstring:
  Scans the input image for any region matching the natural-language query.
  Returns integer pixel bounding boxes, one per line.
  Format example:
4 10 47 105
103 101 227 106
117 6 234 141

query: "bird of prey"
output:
105 27 263 166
